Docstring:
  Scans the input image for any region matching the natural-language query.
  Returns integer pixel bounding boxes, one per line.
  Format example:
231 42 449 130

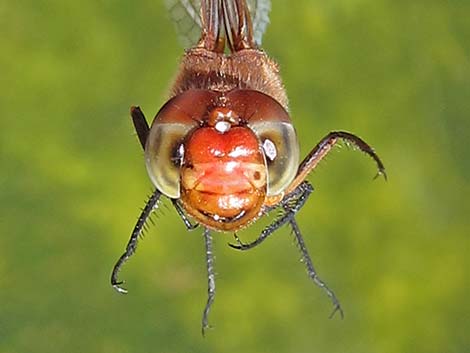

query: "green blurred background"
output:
1 0 469 352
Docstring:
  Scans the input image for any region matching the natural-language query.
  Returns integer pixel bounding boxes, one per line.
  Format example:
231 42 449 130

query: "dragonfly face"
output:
111 0 386 335
145 88 299 230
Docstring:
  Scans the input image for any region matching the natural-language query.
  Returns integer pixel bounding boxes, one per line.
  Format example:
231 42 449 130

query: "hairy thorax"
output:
170 48 289 111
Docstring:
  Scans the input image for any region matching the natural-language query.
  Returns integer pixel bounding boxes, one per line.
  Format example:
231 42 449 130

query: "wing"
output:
164 0 202 49
248 0 271 46
164 0 271 48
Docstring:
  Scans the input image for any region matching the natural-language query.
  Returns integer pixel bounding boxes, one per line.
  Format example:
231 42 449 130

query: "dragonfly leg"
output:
284 131 386 196
289 217 344 319
110 190 162 293
201 228 216 336
172 199 199 230
130 106 150 150
228 181 314 250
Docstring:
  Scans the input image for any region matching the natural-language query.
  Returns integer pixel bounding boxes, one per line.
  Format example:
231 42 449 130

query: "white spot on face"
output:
212 148 223 157
263 139 277 161
215 121 231 133
228 146 247 158
173 144 184 166
224 161 238 172
219 194 246 210
178 144 185 158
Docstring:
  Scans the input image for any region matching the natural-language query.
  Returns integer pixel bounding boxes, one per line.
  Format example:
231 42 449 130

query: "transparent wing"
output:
248 0 271 46
164 0 271 48
164 0 202 48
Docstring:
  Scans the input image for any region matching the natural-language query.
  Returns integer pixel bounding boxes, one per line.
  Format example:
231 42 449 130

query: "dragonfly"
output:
111 0 386 334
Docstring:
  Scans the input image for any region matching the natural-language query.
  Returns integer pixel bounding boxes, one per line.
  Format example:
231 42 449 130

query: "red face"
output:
144 89 299 231
180 112 267 230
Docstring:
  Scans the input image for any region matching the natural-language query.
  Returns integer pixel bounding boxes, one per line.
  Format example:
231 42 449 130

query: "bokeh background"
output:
1 0 469 352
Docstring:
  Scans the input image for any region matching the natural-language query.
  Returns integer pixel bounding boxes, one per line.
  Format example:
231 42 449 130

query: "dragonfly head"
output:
145 89 299 231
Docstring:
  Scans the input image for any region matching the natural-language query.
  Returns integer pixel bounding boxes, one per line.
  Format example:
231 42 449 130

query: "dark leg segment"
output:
285 131 386 196
299 131 386 179
171 199 199 230
202 228 216 336
111 189 162 293
228 181 314 250
130 106 150 150
289 217 344 319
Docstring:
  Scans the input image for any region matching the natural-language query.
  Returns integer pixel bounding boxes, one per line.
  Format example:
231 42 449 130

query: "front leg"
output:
172 199 199 231
228 181 314 250
130 106 150 150
111 189 162 293
284 131 386 197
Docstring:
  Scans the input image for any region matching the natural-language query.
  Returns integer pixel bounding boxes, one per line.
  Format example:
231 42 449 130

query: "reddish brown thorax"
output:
180 107 267 231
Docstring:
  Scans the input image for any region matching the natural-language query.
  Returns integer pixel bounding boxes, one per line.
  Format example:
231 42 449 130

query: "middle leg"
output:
201 228 216 336
289 217 344 318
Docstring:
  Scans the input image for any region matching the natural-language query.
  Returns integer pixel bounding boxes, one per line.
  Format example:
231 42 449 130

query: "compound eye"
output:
145 123 193 198
224 89 299 196
250 120 299 196
144 90 216 198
